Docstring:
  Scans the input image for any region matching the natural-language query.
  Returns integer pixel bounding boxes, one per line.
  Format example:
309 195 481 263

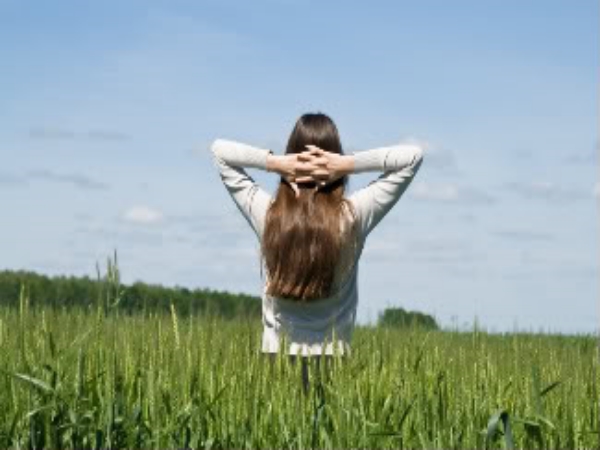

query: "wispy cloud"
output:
505 181 587 202
0 172 25 186
74 224 165 247
29 128 76 140
406 236 483 266
122 206 164 225
365 234 484 266
564 150 596 165
410 182 496 204
404 236 475 255
401 137 456 171
170 210 258 247
28 127 131 142
564 141 598 165
423 148 457 171
85 130 131 141
492 229 555 242
27 170 109 190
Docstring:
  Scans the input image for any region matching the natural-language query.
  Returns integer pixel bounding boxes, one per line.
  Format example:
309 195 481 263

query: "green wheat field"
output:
1 289 598 449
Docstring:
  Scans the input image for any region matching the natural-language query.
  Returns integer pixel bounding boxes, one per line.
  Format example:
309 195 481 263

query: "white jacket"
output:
211 139 424 356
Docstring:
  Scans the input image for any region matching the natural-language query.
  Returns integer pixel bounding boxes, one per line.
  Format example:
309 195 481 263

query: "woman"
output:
211 112 424 388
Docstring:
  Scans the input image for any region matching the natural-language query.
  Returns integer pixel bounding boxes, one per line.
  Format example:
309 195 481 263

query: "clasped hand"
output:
269 145 346 197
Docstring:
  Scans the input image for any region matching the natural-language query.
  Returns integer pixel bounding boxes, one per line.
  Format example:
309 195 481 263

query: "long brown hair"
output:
261 112 356 301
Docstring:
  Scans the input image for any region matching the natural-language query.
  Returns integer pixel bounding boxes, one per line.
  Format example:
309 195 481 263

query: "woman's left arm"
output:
211 139 274 241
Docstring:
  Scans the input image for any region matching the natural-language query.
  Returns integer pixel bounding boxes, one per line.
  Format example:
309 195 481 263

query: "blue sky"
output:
0 0 597 333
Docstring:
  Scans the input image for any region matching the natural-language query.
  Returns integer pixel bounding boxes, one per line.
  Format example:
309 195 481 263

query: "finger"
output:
310 156 328 168
301 154 328 165
290 182 300 198
297 152 317 162
305 145 324 154
298 151 320 163
295 175 314 183
310 170 329 180
296 161 318 174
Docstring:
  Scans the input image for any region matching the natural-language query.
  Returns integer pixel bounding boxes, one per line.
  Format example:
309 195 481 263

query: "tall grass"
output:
0 273 598 448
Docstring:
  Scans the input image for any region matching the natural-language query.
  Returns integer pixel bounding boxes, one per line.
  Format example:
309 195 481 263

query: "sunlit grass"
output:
0 295 598 449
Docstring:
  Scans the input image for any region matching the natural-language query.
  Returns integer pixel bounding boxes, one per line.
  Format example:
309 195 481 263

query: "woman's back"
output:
260 199 361 355
211 136 424 356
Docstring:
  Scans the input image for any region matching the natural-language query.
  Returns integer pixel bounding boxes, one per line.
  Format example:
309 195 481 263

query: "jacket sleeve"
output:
348 143 424 239
210 139 274 241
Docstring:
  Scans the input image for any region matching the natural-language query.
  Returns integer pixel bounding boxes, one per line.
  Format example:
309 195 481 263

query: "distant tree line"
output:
377 307 439 330
0 269 262 319
0 269 439 328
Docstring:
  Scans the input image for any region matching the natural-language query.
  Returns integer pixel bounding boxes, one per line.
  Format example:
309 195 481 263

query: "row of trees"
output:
0 263 439 329
0 269 262 319
378 306 439 330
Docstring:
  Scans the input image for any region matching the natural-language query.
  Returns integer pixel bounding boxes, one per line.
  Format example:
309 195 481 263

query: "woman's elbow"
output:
414 144 424 163
408 144 424 169
211 139 233 168
209 139 229 171
210 139 224 158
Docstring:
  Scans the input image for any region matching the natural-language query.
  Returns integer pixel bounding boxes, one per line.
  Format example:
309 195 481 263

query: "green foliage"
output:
0 258 597 448
0 302 598 449
0 267 262 320
378 306 439 330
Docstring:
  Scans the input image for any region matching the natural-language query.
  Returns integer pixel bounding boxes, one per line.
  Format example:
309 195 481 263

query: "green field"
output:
1 297 598 449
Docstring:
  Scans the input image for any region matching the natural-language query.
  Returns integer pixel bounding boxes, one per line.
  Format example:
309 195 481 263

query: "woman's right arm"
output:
210 139 274 240
346 143 424 239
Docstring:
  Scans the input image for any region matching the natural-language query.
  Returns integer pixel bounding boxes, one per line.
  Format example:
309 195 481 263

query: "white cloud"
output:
122 206 164 225
410 182 495 204
0 172 25 186
401 136 432 151
492 229 554 242
27 170 108 190
506 180 586 203
29 127 131 142
401 136 457 171
412 182 459 202
564 150 595 165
